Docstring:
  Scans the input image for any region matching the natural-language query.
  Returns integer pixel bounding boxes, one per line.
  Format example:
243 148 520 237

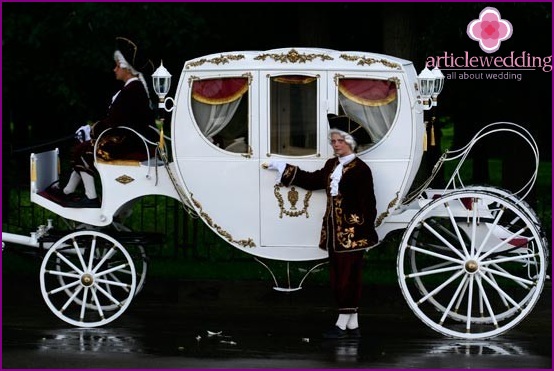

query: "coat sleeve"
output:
280 159 336 191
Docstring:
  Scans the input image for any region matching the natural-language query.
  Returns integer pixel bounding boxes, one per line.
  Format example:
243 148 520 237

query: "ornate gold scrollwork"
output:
254 49 333 63
339 54 401 70
274 185 312 218
191 196 256 248
388 76 401 88
375 192 400 227
186 54 246 69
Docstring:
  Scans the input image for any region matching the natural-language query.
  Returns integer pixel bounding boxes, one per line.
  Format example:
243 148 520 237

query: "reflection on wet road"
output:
3 277 551 368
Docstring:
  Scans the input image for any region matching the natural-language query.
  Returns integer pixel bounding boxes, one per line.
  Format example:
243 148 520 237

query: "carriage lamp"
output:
417 67 436 110
152 61 174 111
431 67 445 107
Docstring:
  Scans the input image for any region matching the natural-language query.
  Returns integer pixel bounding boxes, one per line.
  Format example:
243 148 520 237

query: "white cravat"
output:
330 154 355 196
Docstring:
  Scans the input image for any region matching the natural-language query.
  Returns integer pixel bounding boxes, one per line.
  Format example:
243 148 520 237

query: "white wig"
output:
114 50 150 100
329 128 357 151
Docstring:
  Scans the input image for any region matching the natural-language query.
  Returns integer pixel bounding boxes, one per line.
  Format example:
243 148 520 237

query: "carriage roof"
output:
183 47 414 73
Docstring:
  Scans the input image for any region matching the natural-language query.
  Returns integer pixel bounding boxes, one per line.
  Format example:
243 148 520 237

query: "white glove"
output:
267 160 285 172
75 124 91 142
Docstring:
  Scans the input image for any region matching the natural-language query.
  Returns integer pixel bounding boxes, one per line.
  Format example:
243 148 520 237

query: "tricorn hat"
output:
327 113 372 146
115 37 154 74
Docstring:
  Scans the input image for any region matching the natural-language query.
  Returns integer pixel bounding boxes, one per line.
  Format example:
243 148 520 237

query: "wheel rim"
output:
40 231 136 327
398 190 547 339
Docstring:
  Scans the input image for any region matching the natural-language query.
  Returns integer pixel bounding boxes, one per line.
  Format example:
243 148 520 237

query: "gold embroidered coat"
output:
280 157 378 253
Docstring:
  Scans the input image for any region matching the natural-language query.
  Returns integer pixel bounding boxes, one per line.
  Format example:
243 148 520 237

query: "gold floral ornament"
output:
185 54 245 69
274 185 312 218
339 54 401 69
191 196 255 248
255 49 333 63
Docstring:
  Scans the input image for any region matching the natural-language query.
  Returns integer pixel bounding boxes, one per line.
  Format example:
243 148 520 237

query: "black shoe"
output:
65 196 101 208
322 326 348 339
347 327 361 339
38 182 71 204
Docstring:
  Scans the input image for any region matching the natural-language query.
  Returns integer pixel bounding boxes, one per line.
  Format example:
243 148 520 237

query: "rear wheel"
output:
398 190 547 339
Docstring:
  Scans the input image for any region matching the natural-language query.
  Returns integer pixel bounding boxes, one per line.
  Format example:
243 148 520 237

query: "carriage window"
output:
338 78 398 150
270 75 317 156
191 77 249 153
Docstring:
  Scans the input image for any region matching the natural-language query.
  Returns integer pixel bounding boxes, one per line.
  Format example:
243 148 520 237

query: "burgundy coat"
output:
280 157 378 253
92 79 156 160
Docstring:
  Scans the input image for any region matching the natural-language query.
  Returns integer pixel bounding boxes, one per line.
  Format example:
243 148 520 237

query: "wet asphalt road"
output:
2 273 552 369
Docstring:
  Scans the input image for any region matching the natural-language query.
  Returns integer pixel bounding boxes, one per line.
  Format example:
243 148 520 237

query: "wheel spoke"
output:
91 246 117 274
481 252 538 266
478 272 521 310
480 226 529 260
61 286 83 312
94 282 123 306
48 278 80 295
475 275 498 327
95 277 133 289
439 274 468 325
445 202 471 257
417 270 464 305
409 244 464 265
465 275 475 332
79 287 90 321
480 266 535 286
72 238 88 272
87 237 97 271
475 206 505 257
422 222 466 260
407 264 461 279
55 251 84 275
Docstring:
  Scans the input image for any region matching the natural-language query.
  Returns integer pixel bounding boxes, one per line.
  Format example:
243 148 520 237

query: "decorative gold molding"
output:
115 175 134 184
375 192 399 227
191 196 256 248
388 76 401 88
254 49 333 63
274 185 312 218
186 54 246 69
339 54 401 70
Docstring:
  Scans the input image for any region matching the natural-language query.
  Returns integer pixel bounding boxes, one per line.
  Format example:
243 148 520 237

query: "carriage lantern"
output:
417 67 436 110
152 61 173 111
431 67 445 107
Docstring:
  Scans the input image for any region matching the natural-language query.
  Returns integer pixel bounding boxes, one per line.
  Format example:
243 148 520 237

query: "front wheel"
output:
39 231 136 327
397 190 547 339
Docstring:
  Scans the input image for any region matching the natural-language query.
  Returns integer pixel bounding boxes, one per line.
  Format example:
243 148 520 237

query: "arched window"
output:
338 78 398 150
191 77 249 153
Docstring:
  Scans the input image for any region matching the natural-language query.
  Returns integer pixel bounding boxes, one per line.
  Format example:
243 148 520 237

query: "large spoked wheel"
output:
40 231 136 327
398 190 547 339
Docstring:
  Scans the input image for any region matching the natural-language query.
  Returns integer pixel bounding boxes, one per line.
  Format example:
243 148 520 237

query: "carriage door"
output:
259 73 329 251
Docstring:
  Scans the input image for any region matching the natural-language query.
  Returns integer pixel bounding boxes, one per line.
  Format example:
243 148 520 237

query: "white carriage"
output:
2 48 549 339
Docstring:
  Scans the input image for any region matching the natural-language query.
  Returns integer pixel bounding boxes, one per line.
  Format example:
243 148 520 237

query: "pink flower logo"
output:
467 7 513 54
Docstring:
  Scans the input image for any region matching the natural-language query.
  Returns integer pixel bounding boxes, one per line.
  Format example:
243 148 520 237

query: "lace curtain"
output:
338 78 398 143
191 78 248 140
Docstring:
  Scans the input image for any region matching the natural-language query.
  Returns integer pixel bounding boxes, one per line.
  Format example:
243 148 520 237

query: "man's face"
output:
113 62 130 82
331 133 353 157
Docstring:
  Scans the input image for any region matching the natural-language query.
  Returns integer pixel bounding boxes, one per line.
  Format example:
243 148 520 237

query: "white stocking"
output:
335 314 350 330
63 171 81 194
80 172 98 199
346 313 359 330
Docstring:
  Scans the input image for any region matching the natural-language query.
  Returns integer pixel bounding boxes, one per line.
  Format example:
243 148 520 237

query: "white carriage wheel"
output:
54 243 146 312
397 190 547 339
40 231 136 327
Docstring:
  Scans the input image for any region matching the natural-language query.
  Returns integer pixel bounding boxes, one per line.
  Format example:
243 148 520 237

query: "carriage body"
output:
170 48 424 261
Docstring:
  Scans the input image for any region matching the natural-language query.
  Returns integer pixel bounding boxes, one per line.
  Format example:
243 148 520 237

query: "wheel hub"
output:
81 273 94 286
465 260 479 273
